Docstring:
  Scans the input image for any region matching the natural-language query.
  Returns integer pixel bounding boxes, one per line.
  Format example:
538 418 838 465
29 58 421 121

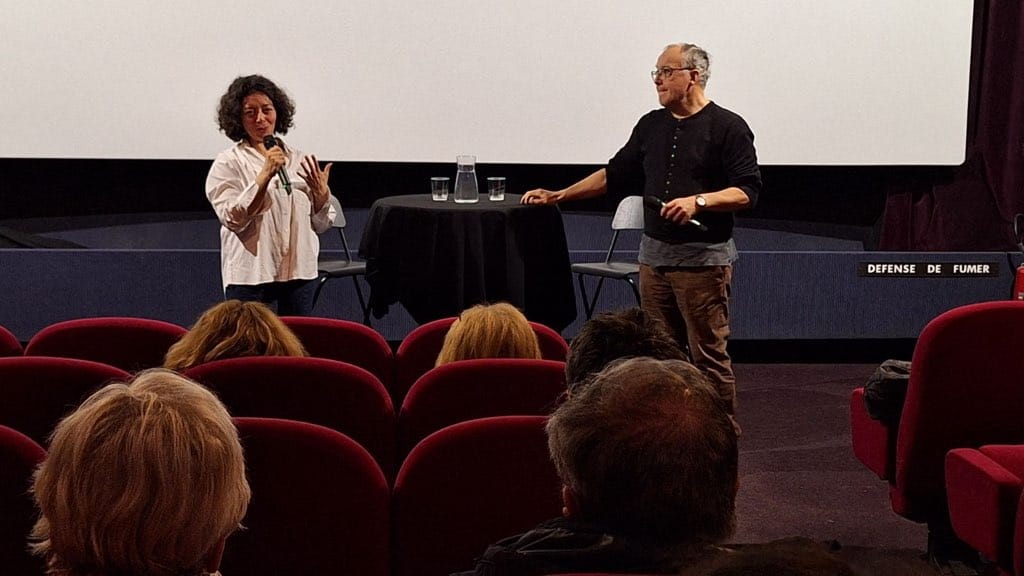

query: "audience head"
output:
163 299 307 371
435 302 542 366
216 74 296 143
565 307 687 393
547 357 738 546
31 369 250 576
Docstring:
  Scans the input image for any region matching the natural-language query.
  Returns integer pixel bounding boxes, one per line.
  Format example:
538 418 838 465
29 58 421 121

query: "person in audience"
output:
164 299 307 371
455 357 738 575
30 369 250 576
436 302 542 366
207 74 336 315
565 307 687 393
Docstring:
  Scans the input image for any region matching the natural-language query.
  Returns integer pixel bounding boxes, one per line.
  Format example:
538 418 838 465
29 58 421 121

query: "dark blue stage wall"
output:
0 211 1017 344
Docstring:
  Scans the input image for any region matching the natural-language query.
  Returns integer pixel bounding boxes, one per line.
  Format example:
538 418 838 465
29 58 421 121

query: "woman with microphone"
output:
206 74 336 315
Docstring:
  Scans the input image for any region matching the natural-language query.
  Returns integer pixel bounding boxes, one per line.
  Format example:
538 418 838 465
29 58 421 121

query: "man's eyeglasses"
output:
650 67 694 80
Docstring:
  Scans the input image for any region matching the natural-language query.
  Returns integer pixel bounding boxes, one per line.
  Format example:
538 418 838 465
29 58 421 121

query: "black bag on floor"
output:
862 359 912 427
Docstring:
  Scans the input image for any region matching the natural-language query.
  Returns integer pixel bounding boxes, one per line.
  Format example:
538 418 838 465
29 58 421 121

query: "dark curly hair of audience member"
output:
216 74 296 142
565 307 687 393
548 357 738 546
164 299 307 371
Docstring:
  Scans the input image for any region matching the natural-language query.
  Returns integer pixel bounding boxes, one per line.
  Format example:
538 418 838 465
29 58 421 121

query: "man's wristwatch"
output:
695 194 707 209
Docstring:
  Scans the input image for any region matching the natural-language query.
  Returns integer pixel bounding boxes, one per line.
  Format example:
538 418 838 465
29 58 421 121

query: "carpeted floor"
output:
730 364 963 575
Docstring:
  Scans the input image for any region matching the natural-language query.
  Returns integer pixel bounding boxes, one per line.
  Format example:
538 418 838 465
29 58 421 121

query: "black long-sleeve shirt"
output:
606 102 762 245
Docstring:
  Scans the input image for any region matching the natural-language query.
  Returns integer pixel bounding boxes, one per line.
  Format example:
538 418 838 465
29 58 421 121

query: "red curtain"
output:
879 0 1024 250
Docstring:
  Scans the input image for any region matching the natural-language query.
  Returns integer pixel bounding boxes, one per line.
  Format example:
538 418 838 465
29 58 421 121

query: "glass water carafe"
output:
453 154 479 203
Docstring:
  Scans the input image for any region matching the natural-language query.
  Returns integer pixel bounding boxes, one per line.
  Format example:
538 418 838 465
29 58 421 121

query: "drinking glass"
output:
430 177 450 201
487 177 506 202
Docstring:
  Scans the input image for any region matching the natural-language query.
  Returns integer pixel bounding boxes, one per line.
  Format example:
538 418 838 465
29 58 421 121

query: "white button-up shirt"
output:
206 141 335 289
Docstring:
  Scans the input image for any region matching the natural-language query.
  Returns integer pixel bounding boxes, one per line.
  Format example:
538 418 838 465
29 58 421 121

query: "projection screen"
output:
0 1 974 165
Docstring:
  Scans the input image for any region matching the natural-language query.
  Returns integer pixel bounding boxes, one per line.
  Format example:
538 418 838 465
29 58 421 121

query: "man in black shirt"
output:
522 42 761 414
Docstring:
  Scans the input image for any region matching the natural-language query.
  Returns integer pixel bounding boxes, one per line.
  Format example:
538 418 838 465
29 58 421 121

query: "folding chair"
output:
312 196 371 325
571 195 643 319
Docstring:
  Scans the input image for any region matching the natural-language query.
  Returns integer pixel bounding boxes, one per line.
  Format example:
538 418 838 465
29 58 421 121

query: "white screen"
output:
0 0 973 165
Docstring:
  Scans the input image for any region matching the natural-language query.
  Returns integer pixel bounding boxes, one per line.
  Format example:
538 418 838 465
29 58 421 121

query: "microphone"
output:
644 196 707 231
262 135 292 193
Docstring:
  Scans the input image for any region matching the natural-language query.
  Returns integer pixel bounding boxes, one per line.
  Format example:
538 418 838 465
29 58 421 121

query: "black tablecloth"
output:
358 194 576 331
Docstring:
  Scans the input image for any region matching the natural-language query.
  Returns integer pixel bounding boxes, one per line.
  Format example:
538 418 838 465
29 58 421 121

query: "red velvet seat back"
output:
0 425 46 575
226 417 389 576
398 358 566 457
24 317 187 372
394 318 457 406
894 301 1024 520
945 446 1024 570
280 316 393 388
1015 488 1024 576
394 317 568 405
530 321 570 361
185 356 395 476
850 387 897 480
392 415 562 576
0 325 22 357
0 356 130 445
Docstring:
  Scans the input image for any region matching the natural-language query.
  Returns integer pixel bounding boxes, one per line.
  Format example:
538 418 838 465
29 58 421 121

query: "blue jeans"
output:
225 279 318 316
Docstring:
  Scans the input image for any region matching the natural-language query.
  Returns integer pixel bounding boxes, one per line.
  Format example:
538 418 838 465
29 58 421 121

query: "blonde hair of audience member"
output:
31 369 251 576
435 302 542 366
164 299 307 371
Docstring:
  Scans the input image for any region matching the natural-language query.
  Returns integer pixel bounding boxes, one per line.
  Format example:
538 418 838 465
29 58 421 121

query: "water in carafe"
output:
453 154 479 203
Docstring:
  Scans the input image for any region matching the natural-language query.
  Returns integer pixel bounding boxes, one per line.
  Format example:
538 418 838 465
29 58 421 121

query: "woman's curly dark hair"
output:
216 74 296 142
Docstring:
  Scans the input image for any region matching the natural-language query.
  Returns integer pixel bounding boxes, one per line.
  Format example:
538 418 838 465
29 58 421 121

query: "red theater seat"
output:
398 358 566 458
226 418 389 576
0 356 130 445
0 325 22 357
394 316 568 405
185 356 395 476
24 316 186 372
392 416 562 576
0 425 46 574
280 315 393 387
946 445 1024 573
850 301 1024 548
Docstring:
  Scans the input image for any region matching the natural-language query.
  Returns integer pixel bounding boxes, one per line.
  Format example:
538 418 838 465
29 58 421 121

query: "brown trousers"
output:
639 264 735 412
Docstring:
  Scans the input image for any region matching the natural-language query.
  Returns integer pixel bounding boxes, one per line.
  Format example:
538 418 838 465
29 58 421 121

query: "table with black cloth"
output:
358 194 577 331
